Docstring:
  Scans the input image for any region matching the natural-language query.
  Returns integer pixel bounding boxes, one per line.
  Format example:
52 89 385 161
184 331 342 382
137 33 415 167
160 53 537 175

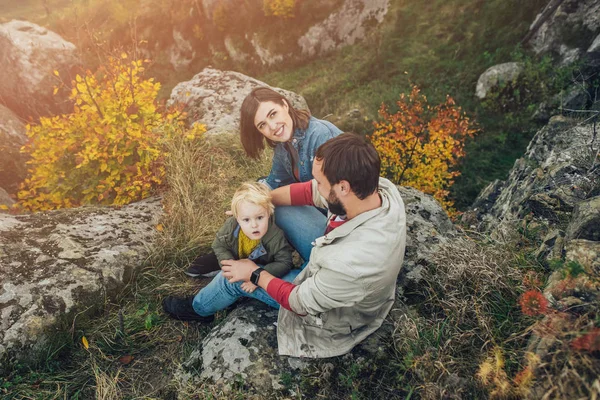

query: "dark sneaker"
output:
185 253 221 278
162 296 214 322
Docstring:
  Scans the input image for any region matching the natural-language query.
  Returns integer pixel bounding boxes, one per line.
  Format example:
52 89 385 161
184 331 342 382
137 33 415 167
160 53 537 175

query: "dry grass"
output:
155 132 271 267
390 236 531 399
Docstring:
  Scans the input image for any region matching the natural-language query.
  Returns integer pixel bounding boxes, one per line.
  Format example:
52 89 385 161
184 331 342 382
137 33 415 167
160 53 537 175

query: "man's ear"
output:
338 180 351 196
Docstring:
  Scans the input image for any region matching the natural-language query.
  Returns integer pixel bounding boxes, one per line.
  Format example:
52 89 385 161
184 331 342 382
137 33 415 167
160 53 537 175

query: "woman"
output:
239 87 342 189
185 87 342 278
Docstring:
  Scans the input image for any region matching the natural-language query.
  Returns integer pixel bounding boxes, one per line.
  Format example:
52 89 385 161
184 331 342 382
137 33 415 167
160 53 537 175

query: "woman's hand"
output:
221 259 259 283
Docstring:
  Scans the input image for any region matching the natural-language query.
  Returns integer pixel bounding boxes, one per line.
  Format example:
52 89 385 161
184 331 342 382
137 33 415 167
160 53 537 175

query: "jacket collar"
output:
291 116 314 141
314 183 392 246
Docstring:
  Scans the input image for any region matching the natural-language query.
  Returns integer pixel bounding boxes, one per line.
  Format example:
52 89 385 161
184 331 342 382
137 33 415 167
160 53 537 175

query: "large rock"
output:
0 197 162 369
202 0 388 68
0 20 78 119
475 62 523 99
168 68 308 134
473 116 600 236
298 0 389 58
0 104 27 195
527 0 600 64
175 186 457 395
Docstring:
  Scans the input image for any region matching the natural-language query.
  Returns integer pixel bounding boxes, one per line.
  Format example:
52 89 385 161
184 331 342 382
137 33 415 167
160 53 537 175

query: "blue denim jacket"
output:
262 117 342 189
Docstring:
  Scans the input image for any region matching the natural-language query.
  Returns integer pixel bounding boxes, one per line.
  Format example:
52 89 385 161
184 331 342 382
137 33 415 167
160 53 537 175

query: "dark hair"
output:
315 133 381 200
240 87 311 159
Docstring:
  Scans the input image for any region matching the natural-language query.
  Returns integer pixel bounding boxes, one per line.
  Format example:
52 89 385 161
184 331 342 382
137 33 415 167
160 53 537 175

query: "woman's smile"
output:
254 100 293 143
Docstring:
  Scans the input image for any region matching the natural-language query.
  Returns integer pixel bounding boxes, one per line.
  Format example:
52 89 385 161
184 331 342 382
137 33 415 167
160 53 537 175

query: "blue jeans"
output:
192 206 326 316
274 205 327 262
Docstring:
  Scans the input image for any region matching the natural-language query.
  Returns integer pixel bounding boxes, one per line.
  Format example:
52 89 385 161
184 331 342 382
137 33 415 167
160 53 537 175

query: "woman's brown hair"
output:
240 87 310 159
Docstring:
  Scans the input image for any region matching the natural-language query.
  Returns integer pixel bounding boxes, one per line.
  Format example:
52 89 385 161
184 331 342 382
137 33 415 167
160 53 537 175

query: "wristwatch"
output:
250 267 265 285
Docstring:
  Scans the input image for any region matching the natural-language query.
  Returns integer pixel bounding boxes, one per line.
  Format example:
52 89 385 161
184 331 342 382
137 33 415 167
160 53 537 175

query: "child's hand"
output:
240 282 258 293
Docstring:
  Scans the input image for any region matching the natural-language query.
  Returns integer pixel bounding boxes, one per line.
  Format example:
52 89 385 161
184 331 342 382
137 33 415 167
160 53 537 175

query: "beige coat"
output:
277 178 406 358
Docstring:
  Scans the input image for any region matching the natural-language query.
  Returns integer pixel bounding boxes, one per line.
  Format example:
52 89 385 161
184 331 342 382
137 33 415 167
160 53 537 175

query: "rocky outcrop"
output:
297 0 389 58
168 68 308 134
472 116 599 234
0 104 27 196
475 62 523 99
468 115 599 276
527 0 600 64
202 0 388 68
0 197 162 369
0 20 78 119
175 186 457 395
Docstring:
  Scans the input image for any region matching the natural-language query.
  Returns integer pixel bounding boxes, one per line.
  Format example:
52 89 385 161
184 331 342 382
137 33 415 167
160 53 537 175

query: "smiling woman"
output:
239 87 343 190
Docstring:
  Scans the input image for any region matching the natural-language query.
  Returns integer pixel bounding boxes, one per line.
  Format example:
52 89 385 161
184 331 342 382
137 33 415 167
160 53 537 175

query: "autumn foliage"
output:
370 86 476 212
263 0 297 18
18 54 205 212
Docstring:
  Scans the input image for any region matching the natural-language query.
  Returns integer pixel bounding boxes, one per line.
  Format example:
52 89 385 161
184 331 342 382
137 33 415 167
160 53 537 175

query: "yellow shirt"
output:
238 229 260 259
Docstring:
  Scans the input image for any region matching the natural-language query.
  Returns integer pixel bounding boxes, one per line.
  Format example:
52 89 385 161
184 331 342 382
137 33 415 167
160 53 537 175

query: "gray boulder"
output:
168 68 308 134
473 116 600 236
527 0 600 64
175 186 457 395
0 20 78 119
298 0 390 58
475 62 523 100
0 197 162 369
202 0 388 67
0 104 27 195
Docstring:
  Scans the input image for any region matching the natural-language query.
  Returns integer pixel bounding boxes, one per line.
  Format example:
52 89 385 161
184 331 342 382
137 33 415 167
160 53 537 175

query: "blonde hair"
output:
231 182 274 218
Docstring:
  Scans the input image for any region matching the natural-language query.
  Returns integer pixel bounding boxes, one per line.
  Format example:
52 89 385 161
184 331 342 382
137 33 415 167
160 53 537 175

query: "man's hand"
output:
240 282 258 293
221 259 259 283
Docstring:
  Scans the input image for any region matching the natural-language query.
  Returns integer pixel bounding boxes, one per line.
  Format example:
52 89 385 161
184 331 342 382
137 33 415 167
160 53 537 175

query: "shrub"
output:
18 54 203 211
370 85 477 213
263 0 296 18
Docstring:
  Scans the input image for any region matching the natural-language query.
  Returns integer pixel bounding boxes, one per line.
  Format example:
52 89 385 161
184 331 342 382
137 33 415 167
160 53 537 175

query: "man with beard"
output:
221 133 407 358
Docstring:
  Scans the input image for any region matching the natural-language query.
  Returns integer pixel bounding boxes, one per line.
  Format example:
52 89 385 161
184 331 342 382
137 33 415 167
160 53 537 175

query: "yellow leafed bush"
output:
263 0 296 18
18 55 205 212
370 85 477 213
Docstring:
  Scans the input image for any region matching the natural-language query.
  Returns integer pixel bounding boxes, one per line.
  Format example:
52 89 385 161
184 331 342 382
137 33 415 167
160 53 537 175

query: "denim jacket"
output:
261 117 342 189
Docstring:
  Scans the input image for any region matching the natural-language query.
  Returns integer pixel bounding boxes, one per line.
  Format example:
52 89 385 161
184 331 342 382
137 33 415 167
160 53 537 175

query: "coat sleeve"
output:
262 145 295 189
287 259 367 315
211 218 236 265
261 230 294 278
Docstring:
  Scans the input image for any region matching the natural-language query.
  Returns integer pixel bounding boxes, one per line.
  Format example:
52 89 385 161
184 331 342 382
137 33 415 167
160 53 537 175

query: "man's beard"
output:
327 189 347 216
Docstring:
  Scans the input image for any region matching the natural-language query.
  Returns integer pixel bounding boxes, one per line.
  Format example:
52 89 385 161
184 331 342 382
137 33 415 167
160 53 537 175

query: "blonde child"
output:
162 182 293 321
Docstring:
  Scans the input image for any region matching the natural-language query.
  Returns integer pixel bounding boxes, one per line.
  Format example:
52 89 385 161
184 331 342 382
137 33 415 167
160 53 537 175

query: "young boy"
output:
162 182 293 320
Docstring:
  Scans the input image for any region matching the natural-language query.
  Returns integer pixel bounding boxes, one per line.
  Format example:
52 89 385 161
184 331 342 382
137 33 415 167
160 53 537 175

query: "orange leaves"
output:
18 55 205 212
370 85 477 214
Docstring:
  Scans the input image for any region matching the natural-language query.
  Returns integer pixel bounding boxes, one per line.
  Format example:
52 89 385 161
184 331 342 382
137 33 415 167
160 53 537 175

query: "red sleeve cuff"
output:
289 181 314 206
266 278 297 312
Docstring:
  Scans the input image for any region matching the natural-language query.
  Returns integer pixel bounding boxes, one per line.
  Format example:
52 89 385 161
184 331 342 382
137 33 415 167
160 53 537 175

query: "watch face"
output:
251 268 263 285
